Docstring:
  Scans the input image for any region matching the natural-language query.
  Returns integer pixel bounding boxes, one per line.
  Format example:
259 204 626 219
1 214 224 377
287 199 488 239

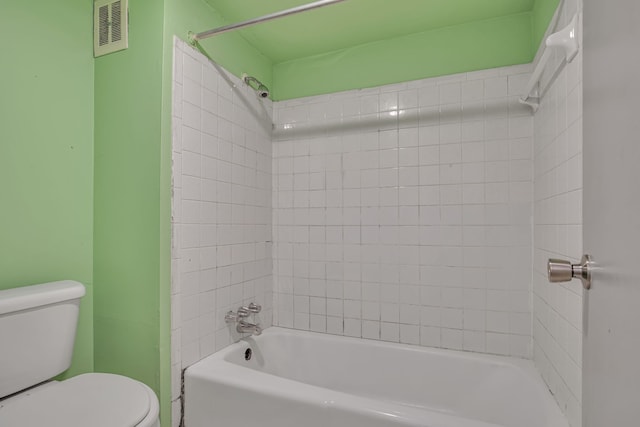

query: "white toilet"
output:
0 280 160 427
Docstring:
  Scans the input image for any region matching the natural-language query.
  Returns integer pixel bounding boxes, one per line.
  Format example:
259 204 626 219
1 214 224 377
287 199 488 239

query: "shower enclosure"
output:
169 0 640 425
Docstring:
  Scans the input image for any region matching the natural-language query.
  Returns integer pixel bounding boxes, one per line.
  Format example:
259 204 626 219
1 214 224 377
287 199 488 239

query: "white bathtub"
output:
185 327 568 427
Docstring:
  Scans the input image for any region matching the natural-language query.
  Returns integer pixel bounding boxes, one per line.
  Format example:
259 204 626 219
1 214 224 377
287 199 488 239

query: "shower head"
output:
242 73 270 99
256 84 269 99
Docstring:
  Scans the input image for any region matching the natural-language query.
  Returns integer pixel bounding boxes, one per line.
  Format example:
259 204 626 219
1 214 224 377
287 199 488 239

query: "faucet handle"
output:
236 307 250 318
226 303 261 326
242 302 261 314
225 310 239 323
237 320 262 336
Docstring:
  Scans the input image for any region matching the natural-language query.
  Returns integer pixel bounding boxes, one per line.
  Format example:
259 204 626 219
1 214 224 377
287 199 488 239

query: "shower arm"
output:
189 0 348 44
243 75 261 89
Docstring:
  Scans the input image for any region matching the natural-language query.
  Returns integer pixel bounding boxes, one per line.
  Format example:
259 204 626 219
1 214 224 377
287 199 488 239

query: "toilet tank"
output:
0 281 85 398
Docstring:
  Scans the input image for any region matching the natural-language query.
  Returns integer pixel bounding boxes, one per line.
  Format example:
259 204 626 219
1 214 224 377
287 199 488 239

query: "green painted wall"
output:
164 0 273 88
211 0 536 64
532 0 561 52
172 1 560 100
273 13 534 100
92 0 273 424
93 0 167 423
0 0 94 377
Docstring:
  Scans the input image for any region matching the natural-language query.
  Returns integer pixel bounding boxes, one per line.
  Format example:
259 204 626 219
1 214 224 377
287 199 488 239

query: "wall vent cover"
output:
94 0 128 57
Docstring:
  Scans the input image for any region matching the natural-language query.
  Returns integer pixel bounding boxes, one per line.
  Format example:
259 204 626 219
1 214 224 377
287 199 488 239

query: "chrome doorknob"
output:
547 254 593 289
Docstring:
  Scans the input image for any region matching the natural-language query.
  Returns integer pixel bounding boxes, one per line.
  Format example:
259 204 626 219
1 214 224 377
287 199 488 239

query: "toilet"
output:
0 280 160 427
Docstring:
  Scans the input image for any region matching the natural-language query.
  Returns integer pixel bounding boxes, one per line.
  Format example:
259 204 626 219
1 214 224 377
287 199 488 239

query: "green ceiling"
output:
198 0 559 99
204 0 536 63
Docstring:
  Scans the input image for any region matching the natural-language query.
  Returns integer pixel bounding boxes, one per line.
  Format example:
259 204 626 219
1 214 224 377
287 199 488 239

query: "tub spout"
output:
237 320 262 336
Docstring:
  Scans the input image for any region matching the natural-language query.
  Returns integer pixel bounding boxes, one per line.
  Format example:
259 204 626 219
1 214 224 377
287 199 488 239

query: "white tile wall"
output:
170 8 584 425
171 38 273 426
532 1 583 426
272 65 535 358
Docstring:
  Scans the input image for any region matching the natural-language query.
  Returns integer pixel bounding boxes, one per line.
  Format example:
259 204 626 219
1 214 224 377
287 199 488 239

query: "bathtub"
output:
184 327 568 427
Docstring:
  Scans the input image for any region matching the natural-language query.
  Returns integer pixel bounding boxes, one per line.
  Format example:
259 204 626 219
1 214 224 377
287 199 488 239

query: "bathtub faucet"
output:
236 319 262 335
225 303 263 335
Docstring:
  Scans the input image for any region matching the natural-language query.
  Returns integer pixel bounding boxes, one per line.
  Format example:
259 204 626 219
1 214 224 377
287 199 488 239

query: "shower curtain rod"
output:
189 0 348 44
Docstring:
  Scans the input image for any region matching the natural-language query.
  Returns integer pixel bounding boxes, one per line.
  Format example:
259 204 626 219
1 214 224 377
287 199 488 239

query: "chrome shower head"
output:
256 84 269 99
242 73 270 99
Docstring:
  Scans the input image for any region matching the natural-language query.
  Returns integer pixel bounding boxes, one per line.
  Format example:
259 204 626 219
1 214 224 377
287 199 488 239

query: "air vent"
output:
94 0 128 57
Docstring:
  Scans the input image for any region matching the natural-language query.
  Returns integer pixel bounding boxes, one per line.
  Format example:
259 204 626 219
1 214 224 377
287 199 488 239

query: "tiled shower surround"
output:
171 38 273 425
272 65 534 357
532 1 583 426
171 14 583 426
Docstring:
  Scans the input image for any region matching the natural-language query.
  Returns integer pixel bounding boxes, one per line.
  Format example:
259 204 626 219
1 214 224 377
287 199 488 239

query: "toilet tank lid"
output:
0 281 85 315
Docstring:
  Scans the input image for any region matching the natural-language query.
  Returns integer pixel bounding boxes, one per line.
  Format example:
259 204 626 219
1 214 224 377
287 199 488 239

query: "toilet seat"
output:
0 373 158 427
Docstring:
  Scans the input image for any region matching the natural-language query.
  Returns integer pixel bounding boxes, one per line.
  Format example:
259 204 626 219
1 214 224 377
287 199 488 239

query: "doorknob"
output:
547 254 593 289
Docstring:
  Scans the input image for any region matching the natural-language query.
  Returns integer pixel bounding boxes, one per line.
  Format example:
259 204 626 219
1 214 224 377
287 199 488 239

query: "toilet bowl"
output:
0 373 160 427
0 281 160 427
